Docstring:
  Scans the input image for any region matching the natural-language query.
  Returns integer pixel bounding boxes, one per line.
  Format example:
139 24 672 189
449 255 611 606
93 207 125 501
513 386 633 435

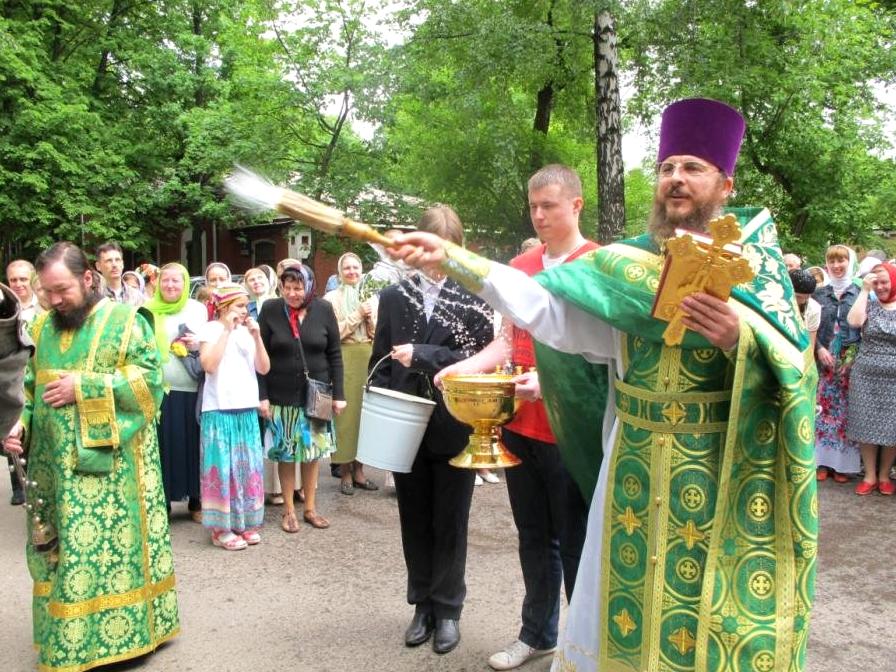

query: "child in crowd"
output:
198 283 271 550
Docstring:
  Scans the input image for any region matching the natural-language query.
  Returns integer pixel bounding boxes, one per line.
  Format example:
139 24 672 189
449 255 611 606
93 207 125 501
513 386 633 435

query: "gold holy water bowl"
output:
442 373 522 469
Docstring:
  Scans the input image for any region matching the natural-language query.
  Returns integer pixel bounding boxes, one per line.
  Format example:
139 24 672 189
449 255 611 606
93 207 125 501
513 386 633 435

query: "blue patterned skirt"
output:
200 409 265 532
264 403 336 464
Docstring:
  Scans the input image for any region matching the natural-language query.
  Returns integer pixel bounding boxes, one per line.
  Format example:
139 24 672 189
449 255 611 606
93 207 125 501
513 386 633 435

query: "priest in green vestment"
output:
3 242 179 672
387 99 817 672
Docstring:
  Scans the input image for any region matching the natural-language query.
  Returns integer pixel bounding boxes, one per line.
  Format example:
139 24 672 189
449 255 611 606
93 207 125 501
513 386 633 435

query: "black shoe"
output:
404 612 434 647
433 618 460 654
10 489 24 506
330 463 341 478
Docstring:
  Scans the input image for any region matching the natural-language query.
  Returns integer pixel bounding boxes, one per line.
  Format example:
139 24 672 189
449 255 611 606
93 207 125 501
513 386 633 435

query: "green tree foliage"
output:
384 0 600 243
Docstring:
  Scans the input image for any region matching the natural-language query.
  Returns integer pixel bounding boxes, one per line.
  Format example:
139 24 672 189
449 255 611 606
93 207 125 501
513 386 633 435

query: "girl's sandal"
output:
212 532 248 551
281 511 300 534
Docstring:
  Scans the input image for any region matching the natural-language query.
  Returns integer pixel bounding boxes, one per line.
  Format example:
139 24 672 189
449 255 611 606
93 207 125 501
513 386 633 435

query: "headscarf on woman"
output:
204 262 232 283
337 252 363 314
825 244 857 296
212 282 249 310
122 271 145 294
874 262 896 303
138 263 160 294
144 262 191 363
279 264 315 310
806 266 829 289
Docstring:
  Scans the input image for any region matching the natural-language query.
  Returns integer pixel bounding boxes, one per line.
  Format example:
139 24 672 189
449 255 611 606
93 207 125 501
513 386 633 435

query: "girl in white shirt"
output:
198 283 270 551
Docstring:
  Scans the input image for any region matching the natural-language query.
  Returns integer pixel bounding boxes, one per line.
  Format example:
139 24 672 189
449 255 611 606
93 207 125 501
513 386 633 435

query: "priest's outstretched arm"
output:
388 232 614 363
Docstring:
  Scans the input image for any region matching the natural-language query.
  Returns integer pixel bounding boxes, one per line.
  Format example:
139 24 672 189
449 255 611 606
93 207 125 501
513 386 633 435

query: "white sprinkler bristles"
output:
223 165 285 214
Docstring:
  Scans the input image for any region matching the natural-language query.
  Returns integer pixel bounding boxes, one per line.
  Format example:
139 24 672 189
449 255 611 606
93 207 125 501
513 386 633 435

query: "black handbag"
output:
296 335 333 421
176 324 204 382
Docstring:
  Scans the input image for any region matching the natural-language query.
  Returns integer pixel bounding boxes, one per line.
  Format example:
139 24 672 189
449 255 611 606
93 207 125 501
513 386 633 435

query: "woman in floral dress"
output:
814 244 861 482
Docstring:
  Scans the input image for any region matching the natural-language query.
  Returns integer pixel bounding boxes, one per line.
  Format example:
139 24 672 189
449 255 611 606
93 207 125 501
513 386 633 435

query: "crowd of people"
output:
0 96 893 672
786 246 896 495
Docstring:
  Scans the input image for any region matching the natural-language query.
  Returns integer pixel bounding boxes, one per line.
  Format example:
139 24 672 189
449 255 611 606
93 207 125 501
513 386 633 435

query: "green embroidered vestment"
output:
22 300 179 672
536 209 817 672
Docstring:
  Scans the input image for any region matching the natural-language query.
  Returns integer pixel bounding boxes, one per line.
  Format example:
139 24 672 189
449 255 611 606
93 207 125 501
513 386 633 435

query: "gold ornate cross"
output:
652 214 755 346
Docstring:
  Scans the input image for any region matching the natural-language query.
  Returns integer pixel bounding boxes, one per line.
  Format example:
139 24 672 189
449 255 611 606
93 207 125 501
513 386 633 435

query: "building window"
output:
253 239 276 267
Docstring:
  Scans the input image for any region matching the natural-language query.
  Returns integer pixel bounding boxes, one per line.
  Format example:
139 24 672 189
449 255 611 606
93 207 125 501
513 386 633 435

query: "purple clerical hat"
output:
657 98 746 175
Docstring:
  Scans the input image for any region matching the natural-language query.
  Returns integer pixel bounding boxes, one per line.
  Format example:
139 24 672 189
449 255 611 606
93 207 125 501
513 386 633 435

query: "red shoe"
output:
879 480 895 496
816 468 829 482
855 481 878 496
833 472 850 483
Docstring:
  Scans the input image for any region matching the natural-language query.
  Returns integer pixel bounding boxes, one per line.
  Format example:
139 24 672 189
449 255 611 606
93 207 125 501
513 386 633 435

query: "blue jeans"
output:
503 429 587 650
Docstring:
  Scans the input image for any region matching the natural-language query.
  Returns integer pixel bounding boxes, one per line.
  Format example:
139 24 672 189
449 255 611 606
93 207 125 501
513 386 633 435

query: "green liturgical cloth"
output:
534 208 818 672
22 301 179 672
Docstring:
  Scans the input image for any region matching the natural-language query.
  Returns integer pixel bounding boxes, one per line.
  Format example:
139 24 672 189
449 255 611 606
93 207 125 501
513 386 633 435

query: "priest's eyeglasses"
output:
656 161 719 178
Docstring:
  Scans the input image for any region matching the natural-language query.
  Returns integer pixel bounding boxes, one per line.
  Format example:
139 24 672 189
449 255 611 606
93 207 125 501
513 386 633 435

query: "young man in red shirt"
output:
436 164 598 670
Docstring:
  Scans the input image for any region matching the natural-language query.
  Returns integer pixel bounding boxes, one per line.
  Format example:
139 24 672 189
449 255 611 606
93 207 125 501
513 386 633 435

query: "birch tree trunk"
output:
594 10 626 243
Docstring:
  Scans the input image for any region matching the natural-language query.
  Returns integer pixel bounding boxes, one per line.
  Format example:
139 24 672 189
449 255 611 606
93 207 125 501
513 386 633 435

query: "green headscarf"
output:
144 263 191 363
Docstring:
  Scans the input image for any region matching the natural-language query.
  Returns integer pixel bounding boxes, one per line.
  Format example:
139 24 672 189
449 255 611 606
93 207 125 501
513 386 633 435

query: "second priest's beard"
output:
52 291 100 331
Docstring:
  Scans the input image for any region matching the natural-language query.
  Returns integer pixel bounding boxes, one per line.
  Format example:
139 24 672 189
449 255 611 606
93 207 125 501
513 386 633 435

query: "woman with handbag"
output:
258 263 346 533
323 252 380 495
144 262 208 521
369 206 493 655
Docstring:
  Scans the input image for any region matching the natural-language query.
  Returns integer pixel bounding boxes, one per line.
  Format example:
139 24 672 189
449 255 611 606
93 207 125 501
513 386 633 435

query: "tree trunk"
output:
520 1 559 239
594 10 625 243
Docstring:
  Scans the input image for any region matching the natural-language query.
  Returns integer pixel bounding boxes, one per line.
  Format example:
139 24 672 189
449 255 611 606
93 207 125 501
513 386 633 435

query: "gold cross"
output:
617 506 642 536
749 495 771 520
652 214 755 346
677 519 705 550
755 653 775 672
613 608 637 637
668 627 696 655
661 401 687 425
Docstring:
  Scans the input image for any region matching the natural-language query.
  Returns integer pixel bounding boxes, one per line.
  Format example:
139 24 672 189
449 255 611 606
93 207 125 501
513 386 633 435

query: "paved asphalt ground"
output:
0 462 892 672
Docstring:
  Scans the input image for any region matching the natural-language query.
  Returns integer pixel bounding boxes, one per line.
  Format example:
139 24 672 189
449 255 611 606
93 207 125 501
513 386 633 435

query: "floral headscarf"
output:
279 263 315 310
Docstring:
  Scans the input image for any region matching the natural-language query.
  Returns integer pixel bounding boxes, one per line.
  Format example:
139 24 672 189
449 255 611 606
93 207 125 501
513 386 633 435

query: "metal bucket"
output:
356 354 436 473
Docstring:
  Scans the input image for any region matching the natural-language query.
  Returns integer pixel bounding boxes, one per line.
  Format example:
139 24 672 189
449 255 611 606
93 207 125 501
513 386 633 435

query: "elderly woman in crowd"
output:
121 271 146 306
259 263 345 533
145 263 208 520
369 206 493 654
814 244 862 483
261 258 303 504
198 283 270 550
324 252 379 495
846 262 896 495
244 266 276 320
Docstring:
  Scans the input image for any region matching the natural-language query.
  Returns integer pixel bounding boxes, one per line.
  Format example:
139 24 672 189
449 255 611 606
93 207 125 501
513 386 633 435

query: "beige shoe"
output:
488 640 556 670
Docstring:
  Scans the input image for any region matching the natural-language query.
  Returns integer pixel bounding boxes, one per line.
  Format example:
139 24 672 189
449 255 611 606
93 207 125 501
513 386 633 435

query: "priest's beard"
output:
648 197 722 245
52 285 101 331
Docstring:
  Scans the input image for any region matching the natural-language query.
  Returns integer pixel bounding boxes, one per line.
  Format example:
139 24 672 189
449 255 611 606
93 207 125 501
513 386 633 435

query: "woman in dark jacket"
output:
259 264 345 533
369 206 493 655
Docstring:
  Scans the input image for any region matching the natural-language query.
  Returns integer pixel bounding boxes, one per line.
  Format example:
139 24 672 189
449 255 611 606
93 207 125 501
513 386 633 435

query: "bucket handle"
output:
365 352 393 392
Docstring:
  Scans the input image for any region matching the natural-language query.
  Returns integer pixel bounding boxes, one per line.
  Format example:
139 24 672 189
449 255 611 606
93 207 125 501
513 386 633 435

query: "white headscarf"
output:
824 245 856 296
